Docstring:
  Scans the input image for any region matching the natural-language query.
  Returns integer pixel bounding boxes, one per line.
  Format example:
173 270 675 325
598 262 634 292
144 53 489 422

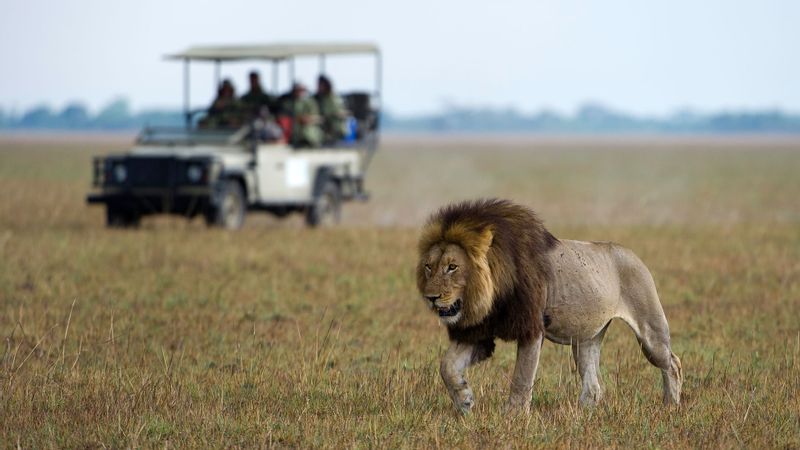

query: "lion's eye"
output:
424 264 432 273
447 264 458 272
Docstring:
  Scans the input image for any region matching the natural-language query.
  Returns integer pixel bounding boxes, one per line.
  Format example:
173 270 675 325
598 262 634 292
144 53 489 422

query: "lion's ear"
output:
418 223 442 255
477 225 494 252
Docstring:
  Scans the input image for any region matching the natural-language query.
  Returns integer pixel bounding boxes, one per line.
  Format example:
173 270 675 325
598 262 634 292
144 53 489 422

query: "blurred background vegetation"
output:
2 98 800 133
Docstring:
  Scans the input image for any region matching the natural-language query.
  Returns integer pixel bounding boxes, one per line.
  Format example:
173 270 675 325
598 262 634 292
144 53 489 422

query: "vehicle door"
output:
256 144 312 202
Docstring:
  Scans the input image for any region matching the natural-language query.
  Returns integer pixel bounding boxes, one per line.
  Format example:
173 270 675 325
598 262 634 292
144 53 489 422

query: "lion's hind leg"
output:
572 323 609 407
662 351 682 405
631 322 683 406
616 267 682 405
618 300 682 405
612 247 682 405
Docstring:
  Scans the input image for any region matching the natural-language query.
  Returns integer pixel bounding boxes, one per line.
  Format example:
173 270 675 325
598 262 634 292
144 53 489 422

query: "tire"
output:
106 206 140 228
305 178 341 227
206 180 246 230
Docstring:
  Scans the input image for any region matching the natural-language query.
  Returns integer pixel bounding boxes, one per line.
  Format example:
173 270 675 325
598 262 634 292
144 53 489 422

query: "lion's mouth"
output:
437 299 462 317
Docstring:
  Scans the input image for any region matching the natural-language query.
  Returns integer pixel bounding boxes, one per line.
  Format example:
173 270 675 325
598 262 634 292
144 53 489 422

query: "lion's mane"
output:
417 199 558 343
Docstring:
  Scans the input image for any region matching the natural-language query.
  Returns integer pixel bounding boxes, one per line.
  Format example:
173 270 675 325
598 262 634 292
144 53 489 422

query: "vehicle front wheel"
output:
106 206 140 228
305 179 341 227
206 180 246 230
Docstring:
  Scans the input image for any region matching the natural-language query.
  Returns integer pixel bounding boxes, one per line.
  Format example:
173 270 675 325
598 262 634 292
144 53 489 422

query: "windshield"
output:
136 126 248 146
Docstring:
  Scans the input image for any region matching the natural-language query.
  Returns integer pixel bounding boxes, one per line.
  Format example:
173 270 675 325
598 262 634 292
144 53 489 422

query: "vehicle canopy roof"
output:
166 42 379 62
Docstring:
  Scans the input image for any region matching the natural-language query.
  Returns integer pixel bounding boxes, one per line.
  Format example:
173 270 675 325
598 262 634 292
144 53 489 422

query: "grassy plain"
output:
0 134 799 448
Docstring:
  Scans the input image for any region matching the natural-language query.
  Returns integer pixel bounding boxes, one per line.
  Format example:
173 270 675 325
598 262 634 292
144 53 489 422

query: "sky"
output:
0 0 798 116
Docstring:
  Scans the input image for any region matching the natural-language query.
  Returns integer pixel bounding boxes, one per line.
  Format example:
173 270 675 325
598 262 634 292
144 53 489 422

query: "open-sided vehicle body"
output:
87 42 381 228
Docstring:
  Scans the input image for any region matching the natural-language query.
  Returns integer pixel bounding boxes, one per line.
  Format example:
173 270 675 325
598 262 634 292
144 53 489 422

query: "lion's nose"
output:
425 294 441 303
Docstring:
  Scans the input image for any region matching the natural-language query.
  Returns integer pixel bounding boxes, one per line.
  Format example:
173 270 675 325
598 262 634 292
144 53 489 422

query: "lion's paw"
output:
578 387 603 408
504 397 531 416
452 388 474 415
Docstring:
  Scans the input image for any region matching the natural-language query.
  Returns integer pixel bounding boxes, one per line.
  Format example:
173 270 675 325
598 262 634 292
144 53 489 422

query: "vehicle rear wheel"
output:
106 206 140 228
305 179 341 227
206 180 246 230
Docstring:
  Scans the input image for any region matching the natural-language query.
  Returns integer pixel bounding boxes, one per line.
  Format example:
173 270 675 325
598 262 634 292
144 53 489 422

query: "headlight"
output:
187 164 203 183
113 164 127 183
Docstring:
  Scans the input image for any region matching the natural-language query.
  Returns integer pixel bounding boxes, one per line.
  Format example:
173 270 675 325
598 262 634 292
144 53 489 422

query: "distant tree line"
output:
0 98 183 130
383 103 800 133
2 98 800 133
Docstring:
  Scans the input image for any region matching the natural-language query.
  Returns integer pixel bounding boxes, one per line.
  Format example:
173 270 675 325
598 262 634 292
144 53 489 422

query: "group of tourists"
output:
199 71 349 148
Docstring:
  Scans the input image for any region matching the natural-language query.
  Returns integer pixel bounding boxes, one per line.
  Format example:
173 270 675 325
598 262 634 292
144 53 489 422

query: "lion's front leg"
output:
440 340 493 414
505 334 544 414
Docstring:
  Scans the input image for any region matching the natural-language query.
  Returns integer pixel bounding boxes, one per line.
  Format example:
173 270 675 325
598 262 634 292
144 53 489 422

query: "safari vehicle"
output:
87 42 381 229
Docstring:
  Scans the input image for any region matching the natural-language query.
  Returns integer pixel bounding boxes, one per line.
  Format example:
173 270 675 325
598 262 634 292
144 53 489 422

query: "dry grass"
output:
1 134 799 448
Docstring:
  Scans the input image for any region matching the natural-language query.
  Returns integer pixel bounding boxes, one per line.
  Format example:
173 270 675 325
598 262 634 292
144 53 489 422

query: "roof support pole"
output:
272 61 279 94
288 57 297 147
360 50 383 158
319 54 326 75
375 50 382 108
183 58 191 128
214 60 221 88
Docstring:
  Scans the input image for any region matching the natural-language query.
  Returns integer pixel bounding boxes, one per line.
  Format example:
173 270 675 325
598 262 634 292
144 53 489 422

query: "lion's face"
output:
418 243 470 325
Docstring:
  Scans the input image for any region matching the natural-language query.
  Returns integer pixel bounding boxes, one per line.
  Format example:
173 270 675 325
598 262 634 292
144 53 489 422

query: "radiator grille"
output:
125 157 175 187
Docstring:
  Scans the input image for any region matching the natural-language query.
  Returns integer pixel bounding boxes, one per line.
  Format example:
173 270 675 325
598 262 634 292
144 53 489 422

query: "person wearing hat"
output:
202 79 243 129
283 82 323 148
314 75 348 144
240 71 275 118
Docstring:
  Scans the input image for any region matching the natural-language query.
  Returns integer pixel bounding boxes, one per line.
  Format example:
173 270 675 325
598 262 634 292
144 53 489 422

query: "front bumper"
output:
87 186 214 217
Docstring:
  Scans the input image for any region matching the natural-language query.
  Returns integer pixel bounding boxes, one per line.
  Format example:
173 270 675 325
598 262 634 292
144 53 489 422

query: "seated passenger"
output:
203 79 243 129
314 75 349 144
198 84 225 129
240 71 274 118
282 82 323 148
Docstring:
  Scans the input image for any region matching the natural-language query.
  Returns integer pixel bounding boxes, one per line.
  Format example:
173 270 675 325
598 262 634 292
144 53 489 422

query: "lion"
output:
417 199 682 414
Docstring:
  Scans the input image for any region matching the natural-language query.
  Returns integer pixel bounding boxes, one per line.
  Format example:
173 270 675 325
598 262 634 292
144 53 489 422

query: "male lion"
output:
417 199 682 414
